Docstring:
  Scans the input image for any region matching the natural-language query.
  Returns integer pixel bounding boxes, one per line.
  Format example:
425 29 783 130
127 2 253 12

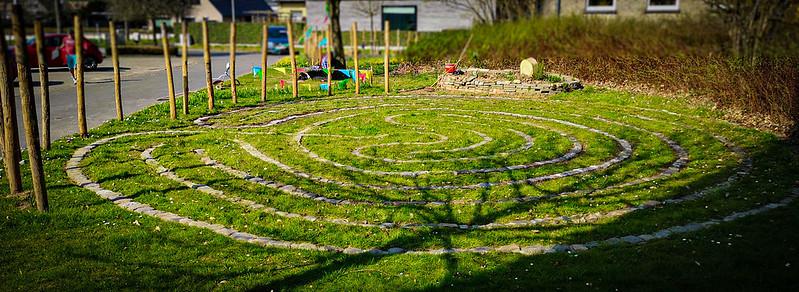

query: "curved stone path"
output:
141 144 705 230
64 95 798 255
66 136 799 253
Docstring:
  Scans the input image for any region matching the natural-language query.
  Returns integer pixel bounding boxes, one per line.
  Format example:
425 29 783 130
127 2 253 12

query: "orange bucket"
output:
445 63 457 73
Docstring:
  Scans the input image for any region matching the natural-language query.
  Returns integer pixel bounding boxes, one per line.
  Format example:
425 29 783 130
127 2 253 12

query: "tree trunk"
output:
124 20 129 43
370 12 375 54
328 0 346 67
54 0 62 33
149 18 157 45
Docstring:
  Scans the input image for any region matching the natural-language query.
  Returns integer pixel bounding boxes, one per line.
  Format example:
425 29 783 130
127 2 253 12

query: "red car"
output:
23 34 103 70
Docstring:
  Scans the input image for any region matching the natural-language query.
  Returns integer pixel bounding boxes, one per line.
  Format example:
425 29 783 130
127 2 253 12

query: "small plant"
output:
545 74 563 83
532 62 545 80
503 71 516 81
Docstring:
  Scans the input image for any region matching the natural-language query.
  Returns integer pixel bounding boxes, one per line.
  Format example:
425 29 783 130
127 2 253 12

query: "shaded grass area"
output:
1 70 798 290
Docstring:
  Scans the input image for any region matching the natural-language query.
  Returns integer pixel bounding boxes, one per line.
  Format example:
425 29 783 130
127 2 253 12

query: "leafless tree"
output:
496 0 538 21
704 0 796 63
439 0 496 24
353 0 382 53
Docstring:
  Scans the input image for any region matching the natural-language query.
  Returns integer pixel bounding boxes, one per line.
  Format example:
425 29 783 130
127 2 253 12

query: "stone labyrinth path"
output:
67 95 798 255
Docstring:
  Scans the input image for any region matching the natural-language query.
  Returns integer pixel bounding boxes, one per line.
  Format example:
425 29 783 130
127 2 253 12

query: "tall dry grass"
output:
405 16 799 137
548 56 798 134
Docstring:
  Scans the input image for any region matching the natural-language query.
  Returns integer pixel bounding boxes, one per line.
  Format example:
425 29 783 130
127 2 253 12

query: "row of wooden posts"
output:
0 3 395 213
289 20 395 98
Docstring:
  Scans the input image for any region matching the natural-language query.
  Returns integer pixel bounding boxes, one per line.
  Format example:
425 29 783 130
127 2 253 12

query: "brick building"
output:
539 0 707 17
305 0 708 32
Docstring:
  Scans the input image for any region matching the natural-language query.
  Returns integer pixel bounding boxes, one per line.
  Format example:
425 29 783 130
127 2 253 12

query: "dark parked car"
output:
267 26 290 55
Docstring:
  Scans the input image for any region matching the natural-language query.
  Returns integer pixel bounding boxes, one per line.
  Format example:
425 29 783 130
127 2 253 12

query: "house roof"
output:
209 0 273 17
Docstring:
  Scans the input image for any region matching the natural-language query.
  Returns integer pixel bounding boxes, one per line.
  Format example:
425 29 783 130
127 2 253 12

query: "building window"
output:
382 6 417 31
585 0 616 13
290 10 303 23
647 0 680 12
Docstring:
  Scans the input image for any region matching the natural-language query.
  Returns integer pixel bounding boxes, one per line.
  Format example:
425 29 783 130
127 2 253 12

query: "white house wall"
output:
305 0 477 32
188 0 225 22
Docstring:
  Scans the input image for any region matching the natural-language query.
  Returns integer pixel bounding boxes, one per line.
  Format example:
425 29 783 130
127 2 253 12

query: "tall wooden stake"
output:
309 31 315 65
181 20 189 115
229 22 237 103
74 15 87 137
384 20 390 94
160 23 176 120
109 21 123 120
260 22 268 102
287 19 298 98
326 23 332 96
34 20 51 149
352 22 360 95
316 31 322 66
202 18 214 111
396 28 400 49
0 21 22 194
12 5 48 211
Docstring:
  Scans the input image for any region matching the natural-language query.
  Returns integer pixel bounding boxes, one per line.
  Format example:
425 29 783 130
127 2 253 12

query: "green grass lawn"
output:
1 67 798 290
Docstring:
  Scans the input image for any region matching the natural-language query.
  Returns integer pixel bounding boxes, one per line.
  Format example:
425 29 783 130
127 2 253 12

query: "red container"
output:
445 63 457 73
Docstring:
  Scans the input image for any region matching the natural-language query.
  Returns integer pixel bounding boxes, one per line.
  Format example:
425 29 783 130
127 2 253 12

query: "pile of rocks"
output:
438 68 583 95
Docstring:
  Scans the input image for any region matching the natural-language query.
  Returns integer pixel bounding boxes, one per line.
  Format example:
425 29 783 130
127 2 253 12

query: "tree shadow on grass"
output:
255 138 799 290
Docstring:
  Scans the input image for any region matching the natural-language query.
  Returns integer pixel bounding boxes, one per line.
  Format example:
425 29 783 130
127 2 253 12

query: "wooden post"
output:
316 31 322 66
74 15 87 137
313 31 319 65
286 19 298 98
229 21 237 103
352 22 360 95
34 20 51 149
326 23 332 96
11 4 48 211
160 23 176 120
181 20 189 115
260 22 268 102
396 28 400 49
384 20 390 94
0 20 22 194
109 21 123 120
307 31 313 65
202 18 214 111
302 28 311 62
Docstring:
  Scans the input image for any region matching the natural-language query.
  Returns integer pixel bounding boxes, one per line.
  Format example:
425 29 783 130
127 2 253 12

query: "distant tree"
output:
704 0 797 63
108 0 146 41
495 0 537 21
109 0 191 44
327 0 346 67
353 0 382 53
439 0 496 24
